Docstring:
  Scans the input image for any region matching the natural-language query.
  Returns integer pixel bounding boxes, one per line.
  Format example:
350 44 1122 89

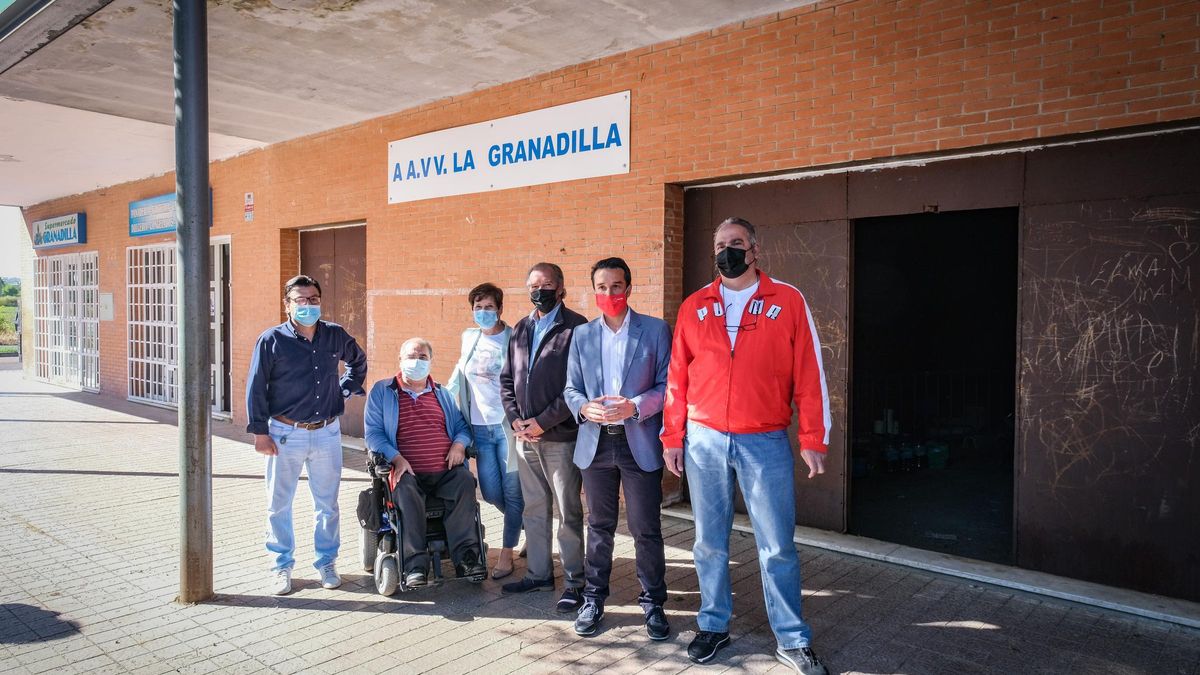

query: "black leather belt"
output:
600 424 625 435
273 415 335 430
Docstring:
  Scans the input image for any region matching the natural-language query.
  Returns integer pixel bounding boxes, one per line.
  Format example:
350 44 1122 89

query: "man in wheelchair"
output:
364 337 487 588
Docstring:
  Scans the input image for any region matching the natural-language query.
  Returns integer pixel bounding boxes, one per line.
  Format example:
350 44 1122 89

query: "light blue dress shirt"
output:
529 302 561 365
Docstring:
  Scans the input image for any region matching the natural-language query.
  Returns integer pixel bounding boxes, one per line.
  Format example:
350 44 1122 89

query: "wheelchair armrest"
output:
464 445 478 459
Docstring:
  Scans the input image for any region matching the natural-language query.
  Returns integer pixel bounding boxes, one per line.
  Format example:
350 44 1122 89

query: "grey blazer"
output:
564 309 672 472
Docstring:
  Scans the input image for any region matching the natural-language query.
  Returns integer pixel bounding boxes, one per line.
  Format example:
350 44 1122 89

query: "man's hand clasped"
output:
582 395 636 424
512 417 544 443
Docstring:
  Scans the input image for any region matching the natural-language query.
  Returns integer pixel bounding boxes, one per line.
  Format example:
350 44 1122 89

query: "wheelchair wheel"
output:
360 527 378 573
375 556 398 596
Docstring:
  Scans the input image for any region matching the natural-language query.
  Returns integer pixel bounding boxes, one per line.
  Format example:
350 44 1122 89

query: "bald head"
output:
399 337 433 361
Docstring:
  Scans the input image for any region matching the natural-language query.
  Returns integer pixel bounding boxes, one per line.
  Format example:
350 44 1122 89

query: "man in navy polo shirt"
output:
247 274 367 596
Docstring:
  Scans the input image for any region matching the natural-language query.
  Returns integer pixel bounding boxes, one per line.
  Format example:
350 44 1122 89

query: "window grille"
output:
32 251 100 391
126 244 178 406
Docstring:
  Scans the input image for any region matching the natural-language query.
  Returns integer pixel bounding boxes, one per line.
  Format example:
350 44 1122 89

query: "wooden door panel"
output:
301 226 367 438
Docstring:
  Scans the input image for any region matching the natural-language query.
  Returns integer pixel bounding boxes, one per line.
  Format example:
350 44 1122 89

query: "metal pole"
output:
174 0 212 603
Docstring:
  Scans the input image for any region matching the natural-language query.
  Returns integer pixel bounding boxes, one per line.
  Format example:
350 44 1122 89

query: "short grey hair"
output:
714 216 758 246
399 337 433 359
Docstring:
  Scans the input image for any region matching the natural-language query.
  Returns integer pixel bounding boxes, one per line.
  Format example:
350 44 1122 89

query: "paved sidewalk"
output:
1 367 1198 674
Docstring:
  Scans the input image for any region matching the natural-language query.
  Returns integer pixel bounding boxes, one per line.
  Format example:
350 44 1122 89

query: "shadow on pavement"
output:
207 585 548 622
0 604 81 644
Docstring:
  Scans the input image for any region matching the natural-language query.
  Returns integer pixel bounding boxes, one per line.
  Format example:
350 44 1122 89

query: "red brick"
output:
22 0 1200 425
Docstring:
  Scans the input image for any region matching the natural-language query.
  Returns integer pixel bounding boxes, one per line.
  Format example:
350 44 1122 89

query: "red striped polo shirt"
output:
395 377 451 474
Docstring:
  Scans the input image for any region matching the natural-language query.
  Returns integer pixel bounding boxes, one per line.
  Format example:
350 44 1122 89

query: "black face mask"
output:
530 288 560 314
716 246 751 278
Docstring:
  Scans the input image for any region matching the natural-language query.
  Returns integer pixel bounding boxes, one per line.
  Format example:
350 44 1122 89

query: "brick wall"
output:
21 0 1200 433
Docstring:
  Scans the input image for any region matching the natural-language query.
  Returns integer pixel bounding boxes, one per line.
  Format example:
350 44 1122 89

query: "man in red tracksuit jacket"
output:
662 217 831 675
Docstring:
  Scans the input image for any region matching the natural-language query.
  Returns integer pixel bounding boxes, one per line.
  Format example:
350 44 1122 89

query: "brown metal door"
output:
684 177 850 532
300 225 368 438
1017 133 1200 601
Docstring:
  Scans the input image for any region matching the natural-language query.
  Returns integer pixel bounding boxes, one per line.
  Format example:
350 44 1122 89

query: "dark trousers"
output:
390 466 480 572
581 432 667 612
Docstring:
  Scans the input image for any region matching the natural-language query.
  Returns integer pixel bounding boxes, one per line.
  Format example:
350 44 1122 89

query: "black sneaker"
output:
556 587 584 613
456 549 487 583
404 570 426 588
687 631 731 664
501 576 554 594
573 601 603 636
775 646 829 675
645 605 670 641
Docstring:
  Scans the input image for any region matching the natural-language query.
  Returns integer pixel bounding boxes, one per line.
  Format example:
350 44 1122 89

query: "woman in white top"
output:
447 283 523 578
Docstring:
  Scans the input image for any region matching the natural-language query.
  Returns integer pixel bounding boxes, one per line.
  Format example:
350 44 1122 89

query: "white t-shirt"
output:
720 280 759 348
465 331 507 425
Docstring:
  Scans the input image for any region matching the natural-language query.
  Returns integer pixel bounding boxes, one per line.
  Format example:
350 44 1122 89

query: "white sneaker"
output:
319 563 341 589
270 569 292 596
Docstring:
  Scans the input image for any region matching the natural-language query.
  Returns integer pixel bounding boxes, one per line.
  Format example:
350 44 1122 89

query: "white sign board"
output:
387 91 630 204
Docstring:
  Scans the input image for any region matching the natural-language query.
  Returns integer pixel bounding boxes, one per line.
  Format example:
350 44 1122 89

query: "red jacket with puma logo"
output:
661 273 831 452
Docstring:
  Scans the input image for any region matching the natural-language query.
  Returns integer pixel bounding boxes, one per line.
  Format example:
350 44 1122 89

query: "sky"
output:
0 206 23 279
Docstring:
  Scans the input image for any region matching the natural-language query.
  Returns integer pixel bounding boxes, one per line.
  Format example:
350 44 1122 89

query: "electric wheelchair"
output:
357 451 488 596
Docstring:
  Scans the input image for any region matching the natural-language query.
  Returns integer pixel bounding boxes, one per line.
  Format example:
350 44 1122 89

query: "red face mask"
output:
595 292 629 317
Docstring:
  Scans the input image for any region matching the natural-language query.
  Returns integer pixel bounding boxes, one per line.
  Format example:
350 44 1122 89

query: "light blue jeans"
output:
684 420 813 649
472 423 523 549
264 417 343 572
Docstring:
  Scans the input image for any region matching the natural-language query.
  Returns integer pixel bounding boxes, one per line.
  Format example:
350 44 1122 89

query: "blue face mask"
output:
401 358 431 381
292 305 321 327
473 309 498 330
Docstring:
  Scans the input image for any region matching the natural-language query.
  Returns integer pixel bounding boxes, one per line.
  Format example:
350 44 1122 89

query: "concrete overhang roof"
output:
0 0 806 208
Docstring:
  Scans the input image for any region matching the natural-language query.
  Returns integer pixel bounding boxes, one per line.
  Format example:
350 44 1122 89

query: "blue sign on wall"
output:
33 213 87 249
129 190 213 237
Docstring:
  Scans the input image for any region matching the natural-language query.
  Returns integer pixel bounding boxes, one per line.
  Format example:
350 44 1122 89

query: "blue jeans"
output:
264 417 343 572
472 423 523 549
684 421 813 649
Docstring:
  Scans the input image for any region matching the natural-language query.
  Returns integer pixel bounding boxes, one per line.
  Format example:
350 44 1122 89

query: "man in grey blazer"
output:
565 257 673 640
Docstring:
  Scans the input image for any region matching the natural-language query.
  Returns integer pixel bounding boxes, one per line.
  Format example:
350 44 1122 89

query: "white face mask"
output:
400 357 430 381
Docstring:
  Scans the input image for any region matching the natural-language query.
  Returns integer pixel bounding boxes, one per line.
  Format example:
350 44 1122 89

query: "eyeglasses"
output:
723 302 760 332
287 295 321 306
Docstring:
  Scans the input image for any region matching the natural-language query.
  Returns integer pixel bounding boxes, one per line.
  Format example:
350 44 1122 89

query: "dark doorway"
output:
300 225 367 439
850 207 1017 564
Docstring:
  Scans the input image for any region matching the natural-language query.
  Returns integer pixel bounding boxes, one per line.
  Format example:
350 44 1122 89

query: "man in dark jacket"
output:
499 262 588 612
